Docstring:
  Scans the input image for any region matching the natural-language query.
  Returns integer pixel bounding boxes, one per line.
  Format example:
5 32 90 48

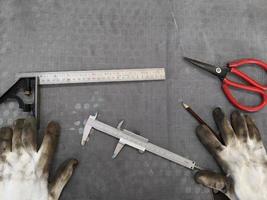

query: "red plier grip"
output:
222 79 267 112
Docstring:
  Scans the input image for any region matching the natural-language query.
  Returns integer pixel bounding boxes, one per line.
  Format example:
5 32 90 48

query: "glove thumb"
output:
195 170 229 193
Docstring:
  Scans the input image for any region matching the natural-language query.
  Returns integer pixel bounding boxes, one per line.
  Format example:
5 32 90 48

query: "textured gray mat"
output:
0 0 266 199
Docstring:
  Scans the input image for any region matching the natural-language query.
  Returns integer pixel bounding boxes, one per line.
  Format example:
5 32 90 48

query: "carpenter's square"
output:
0 68 165 125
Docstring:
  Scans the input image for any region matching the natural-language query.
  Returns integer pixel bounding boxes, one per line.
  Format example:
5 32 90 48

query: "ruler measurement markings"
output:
17 68 165 85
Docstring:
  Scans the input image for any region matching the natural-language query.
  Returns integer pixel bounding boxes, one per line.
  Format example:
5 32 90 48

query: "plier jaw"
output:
184 57 229 80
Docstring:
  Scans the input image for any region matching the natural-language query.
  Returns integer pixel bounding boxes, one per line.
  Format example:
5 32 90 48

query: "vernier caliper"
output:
81 114 202 171
0 68 165 124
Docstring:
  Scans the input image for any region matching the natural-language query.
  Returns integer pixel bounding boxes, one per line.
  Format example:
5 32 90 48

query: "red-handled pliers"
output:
184 57 267 112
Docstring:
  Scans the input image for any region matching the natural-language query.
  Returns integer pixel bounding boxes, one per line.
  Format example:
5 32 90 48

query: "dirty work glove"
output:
0 118 78 200
195 108 267 200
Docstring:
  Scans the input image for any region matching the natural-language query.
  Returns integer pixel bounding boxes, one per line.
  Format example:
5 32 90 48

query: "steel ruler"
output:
16 68 166 85
82 114 202 171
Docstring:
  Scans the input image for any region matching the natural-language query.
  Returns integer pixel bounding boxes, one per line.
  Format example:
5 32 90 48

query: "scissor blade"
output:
184 57 228 80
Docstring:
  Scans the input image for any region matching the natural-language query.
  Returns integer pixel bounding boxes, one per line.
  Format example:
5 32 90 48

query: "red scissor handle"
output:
229 58 267 90
222 79 267 112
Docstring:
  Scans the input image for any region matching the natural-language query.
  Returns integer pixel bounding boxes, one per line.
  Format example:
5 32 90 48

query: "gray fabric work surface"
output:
0 0 266 199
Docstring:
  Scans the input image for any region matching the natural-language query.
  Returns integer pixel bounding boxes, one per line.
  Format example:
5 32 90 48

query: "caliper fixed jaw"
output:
81 113 98 146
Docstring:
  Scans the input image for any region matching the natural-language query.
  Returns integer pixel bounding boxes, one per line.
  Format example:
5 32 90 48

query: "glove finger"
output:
213 108 235 145
195 170 228 193
37 121 60 174
49 159 78 200
245 115 261 142
0 127 12 154
196 125 224 158
22 117 37 153
231 111 248 142
12 119 25 152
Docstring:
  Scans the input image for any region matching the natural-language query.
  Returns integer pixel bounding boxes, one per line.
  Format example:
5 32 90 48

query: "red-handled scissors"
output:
184 57 267 112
